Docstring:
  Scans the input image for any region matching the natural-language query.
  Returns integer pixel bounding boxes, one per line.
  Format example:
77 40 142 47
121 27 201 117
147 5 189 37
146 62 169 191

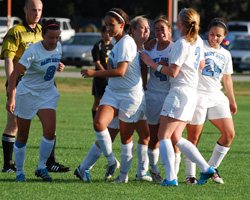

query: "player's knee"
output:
94 120 105 132
5 123 18 135
43 128 55 139
227 130 235 142
148 139 159 149
17 134 29 144
222 130 235 143
138 136 150 145
188 135 200 145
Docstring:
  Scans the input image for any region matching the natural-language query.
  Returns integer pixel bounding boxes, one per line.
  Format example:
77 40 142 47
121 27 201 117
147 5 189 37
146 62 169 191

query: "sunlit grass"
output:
0 77 249 199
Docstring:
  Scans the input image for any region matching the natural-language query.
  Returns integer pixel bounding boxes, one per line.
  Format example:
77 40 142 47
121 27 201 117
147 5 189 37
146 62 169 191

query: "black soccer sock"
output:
2 133 15 168
46 136 56 165
92 109 97 120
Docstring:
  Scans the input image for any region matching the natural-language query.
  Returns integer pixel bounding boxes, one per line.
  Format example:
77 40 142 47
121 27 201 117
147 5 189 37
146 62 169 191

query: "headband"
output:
181 8 187 22
131 16 146 27
43 24 60 30
109 10 125 23
212 20 227 29
154 18 169 26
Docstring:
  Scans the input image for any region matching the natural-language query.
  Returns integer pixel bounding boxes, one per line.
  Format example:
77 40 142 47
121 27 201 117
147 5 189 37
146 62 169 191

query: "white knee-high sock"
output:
159 139 176 181
184 155 196 178
175 152 181 176
38 137 55 169
119 141 134 180
95 128 115 165
148 148 160 173
137 144 149 177
14 142 26 176
80 143 102 171
208 143 230 169
176 137 210 172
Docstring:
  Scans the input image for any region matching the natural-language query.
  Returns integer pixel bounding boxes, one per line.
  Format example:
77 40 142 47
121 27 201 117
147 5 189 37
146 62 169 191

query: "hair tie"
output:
181 8 187 22
191 21 196 27
109 10 125 23
212 20 227 29
43 24 60 30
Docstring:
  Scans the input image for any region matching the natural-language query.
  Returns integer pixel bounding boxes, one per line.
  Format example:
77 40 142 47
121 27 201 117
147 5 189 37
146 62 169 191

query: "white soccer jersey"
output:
169 35 204 88
197 40 233 92
107 34 142 91
17 41 61 95
144 41 174 93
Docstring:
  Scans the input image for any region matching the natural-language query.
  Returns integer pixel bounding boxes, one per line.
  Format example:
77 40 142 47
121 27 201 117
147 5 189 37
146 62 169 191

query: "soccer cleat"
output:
2 161 16 173
135 173 152 182
196 167 216 185
104 159 120 181
35 168 53 182
150 170 163 183
74 166 91 182
186 177 197 184
212 169 224 184
16 173 26 182
47 162 71 173
161 179 178 186
109 175 128 183
2 166 16 173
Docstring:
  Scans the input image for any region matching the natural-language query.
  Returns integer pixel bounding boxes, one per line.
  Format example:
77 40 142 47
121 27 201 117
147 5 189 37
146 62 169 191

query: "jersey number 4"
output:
44 66 56 81
154 71 168 81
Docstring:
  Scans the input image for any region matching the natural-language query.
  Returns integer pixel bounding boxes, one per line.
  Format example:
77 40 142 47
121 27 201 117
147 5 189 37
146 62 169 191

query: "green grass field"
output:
0 77 250 200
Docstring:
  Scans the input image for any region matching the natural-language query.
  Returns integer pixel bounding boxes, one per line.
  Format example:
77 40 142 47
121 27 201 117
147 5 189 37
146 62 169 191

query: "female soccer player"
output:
141 8 216 186
80 8 146 183
128 16 152 181
74 15 152 183
142 15 178 183
185 18 237 184
6 19 65 182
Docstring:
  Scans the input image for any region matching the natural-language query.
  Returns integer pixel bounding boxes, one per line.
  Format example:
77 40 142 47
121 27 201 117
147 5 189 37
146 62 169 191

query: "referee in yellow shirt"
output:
0 0 70 173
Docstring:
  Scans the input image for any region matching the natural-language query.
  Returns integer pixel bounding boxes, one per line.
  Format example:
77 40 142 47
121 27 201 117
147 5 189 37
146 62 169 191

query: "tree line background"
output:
0 0 250 33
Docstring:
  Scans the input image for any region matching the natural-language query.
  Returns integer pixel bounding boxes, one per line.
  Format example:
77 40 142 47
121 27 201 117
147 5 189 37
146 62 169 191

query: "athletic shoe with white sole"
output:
161 179 178 186
74 166 90 182
47 162 71 173
212 169 224 184
135 173 152 182
104 158 120 181
150 170 163 183
109 175 128 183
35 168 53 182
2 166 16 173
16 173 26 182
2 161 16 173
196 167 216 185
186 177 197 184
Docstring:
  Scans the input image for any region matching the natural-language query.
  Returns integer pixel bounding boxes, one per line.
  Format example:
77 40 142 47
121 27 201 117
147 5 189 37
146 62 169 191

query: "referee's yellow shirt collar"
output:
22 19 41 33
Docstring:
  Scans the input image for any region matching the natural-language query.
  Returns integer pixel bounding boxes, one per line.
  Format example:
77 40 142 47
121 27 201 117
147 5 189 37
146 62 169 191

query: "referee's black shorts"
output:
92 77 108 96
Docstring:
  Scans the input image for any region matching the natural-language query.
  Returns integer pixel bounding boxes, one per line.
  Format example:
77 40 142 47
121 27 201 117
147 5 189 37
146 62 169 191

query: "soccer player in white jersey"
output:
142 15 178 183
74 15 152 183
80 8 145 183
6 19 65 182
185 18 237 184
141 8 216 186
